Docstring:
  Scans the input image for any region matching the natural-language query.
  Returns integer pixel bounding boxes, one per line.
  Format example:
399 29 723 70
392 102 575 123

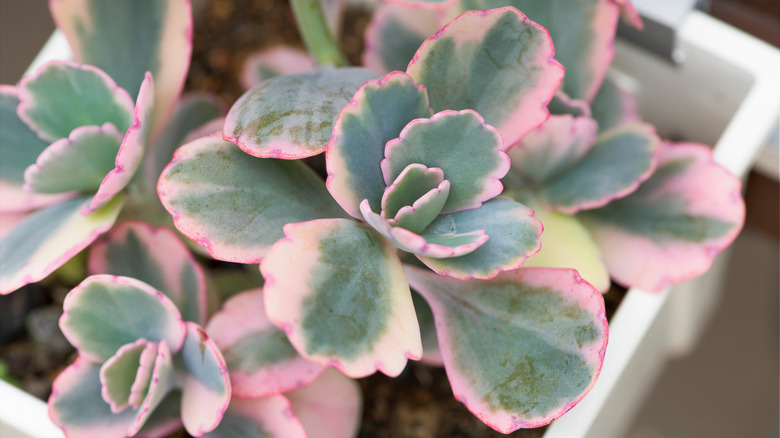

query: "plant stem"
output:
290 0 347 66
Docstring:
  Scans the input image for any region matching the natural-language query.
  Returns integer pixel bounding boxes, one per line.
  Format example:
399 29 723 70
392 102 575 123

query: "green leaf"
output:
225 67 379 159
261 219 422 378
407 7 564 147
18 61 133 142
417 198 542 279
158 136 347 263
406 266 607 432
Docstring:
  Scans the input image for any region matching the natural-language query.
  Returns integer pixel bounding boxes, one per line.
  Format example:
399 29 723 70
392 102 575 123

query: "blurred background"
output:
1 1 777 437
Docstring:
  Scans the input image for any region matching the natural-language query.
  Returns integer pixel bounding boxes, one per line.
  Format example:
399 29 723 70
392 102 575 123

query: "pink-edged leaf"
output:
205 289 326 398
326 71 433 219
363 4 440 73
261 219 422 378
17 61 134 142
416 198 542 279
579 142 745 291
456 0 620 102
147 93 225 183
406 7 564 147
202 396 307 438
50 0 192 137
0 195 123 295
225 67 379 159
99 338 155 413
287 368 362 438
381 164 446 219
60 275 186 363
181 117 225 144
541 123 660 214
49 358 137 438
0 85 65 210
87 73 155 213
129 341 159 410
88 221 208 324
128 340 176 436
508 115 599 186
382 110 508 213
180 322 231 436
361 200 488 258
240 46 315 90
157 136 346 264
591 75 641 133
405 266 608 432
516 202 611 293
548 90 592 118
24 123 123 194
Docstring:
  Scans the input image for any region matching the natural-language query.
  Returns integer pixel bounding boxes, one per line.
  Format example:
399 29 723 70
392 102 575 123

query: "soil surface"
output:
0 1 628 437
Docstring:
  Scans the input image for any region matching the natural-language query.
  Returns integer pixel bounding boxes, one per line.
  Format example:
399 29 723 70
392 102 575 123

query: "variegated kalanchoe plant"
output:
0 0 745 436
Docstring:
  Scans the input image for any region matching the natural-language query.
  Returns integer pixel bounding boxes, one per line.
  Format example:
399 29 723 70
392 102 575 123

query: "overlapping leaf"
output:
262 219 422 378
407 7 564 147
405 266 607 432
225 67 379 159
578 142 745 291
158 136 346 263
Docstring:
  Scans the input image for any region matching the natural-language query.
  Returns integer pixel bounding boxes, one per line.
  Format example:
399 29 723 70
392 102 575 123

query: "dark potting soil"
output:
0 1 629 437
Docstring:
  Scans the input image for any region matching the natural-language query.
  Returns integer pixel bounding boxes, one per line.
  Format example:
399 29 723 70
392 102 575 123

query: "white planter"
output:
1 10 779 438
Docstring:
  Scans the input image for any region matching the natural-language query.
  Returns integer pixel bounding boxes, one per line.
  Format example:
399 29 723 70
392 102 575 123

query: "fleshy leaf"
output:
0 195 123 294
362 200 488 258
508 115 598 186
50 0 192 136
391 182 451 234
180 322 231 436
287 369 362 438
240 46 315 90
0 86 44 185
591 75 641 133
99 338 154 413
578 142 745 291
129 340 176 436
88 72 155 213
326 71 433 218
405 266 607 432
225 67 380 159
60 275 186 363
129 341 159 410
382 110 508 213
24 123 123 194
157 136 346 263
518 203 610 293
542 123 659 214
456 0 621 101
17 61 133 142
262 219 422 378
417 198 542 279
381 164 444 219
202 396 307 438
88 221 208 324
206 289 326 398
147 93 225 183
363 4 440 73
406 7 564 147
135 391 183 438
49 358 137 438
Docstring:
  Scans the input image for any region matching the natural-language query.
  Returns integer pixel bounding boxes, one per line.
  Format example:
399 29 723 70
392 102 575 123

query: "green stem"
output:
290 0 347 66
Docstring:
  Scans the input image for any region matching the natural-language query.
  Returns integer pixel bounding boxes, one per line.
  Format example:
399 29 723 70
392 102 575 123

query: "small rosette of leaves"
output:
50 275 230 437
327 71 542 279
